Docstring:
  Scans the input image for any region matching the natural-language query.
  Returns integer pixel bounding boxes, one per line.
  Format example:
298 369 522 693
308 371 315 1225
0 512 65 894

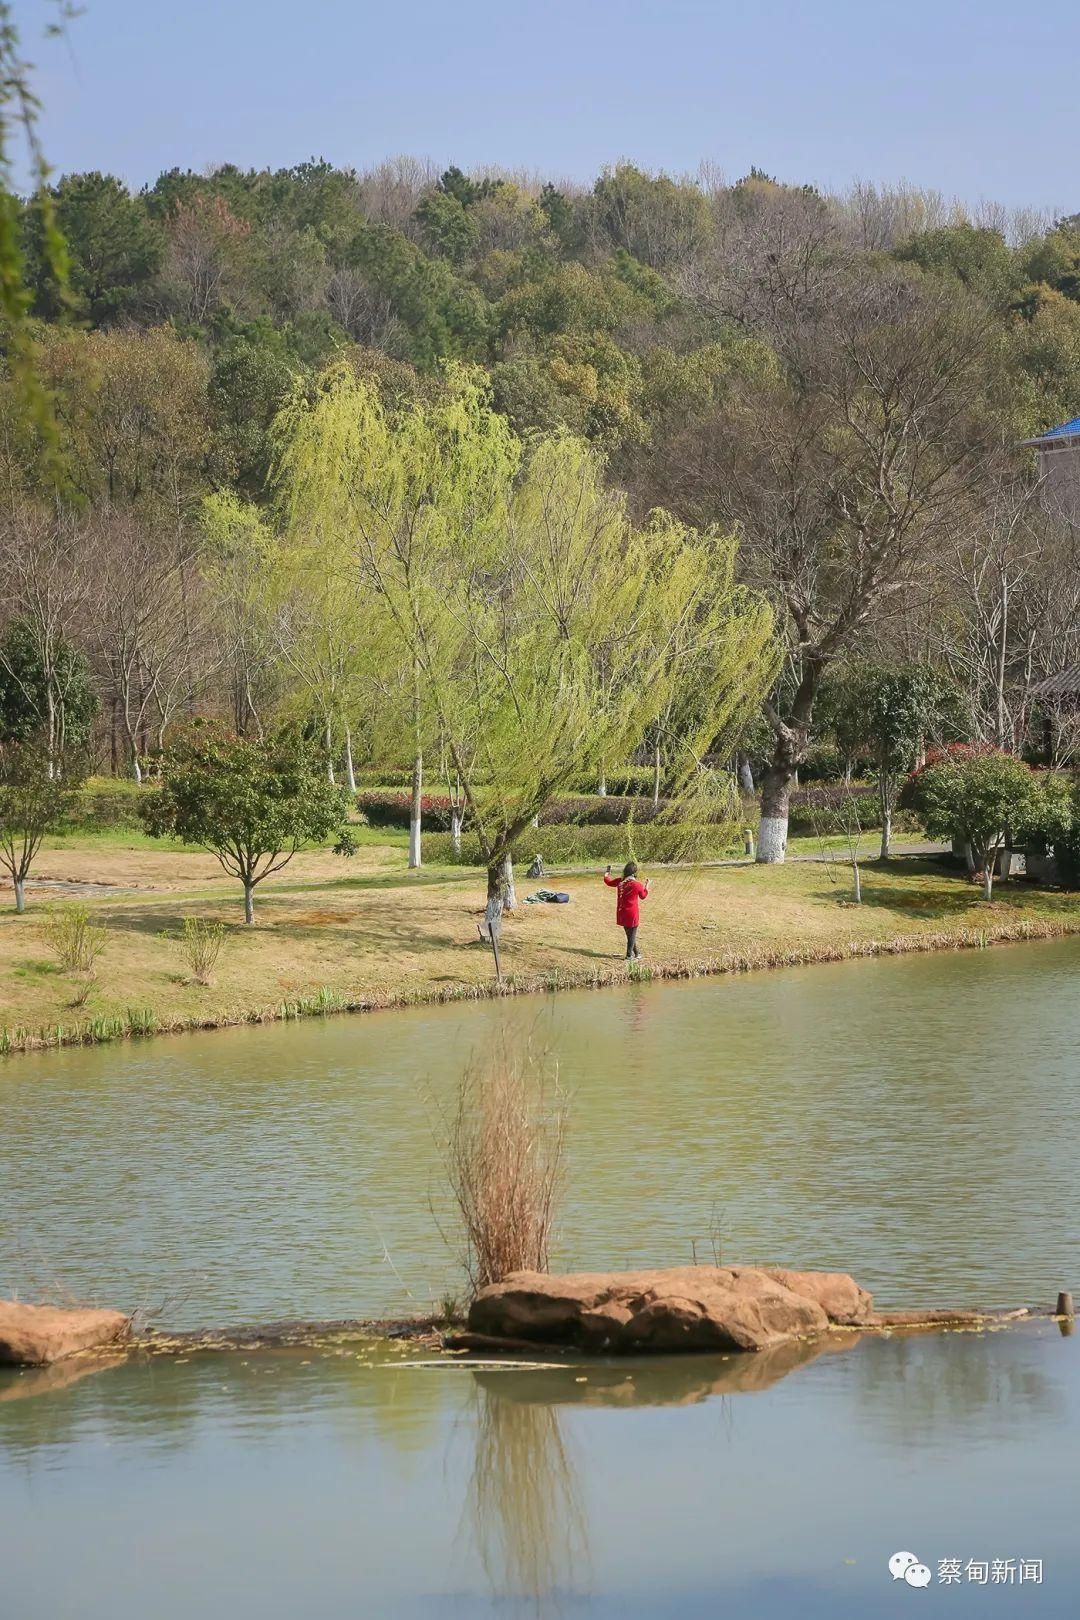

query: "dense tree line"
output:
5 155 1080 859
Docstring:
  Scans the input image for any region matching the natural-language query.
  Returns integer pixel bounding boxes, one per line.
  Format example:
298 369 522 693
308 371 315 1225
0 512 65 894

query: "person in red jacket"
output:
603 860 650 959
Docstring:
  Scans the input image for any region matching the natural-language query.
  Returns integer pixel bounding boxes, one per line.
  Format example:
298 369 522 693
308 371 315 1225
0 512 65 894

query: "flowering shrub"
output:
356 790 457 831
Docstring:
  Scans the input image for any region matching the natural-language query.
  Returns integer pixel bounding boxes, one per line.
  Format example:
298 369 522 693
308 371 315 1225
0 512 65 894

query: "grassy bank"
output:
0 831 1077 1056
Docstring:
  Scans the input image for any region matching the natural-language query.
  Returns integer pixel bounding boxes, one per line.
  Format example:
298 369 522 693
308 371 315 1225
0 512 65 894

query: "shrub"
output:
356 789 456 830
903 745 1035 897
426 821 740 867
441 1040 567 1296
566 766 655 796
43 903 107 973
362 786 740 833
63 779 145 831
176 916 227 985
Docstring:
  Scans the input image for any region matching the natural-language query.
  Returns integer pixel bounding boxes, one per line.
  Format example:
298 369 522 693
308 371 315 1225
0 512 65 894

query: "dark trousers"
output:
623 925 640 959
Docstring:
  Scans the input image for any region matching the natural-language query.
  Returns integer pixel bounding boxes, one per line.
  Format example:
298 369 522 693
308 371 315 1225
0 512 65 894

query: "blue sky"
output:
19 0 1080 211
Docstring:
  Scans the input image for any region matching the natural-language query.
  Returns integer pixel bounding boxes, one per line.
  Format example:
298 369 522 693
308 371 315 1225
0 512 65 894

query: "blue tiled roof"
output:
1038 416 1080 441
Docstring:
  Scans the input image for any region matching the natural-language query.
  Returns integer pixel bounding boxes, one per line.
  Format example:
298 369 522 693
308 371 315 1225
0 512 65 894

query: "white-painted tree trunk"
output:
757 765 791 864
409 749 422 869
243 881 255 925
598 772 607 797
325 719 335 785
450 808 463 856
13 876 25 914
879 805 892 862
344 726 357 794
757 817 788 863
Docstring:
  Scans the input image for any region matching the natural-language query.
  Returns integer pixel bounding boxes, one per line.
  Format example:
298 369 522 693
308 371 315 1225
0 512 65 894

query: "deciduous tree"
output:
141 725 350 923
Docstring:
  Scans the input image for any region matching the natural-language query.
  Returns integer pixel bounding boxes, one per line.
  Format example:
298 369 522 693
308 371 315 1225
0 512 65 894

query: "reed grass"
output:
440 1039 567 1295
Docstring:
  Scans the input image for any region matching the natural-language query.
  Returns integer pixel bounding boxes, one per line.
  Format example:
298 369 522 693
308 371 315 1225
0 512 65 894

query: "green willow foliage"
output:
273 366 778 899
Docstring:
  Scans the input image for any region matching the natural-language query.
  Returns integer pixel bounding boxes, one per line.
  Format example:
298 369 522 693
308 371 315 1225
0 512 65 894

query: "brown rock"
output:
467 1265 873 1355
763 1268 876 1326
0 1300 131 1367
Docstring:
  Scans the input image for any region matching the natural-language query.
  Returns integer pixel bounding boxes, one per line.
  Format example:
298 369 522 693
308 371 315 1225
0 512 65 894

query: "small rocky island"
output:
455 1265 1038 1354
2 1265 1058 1372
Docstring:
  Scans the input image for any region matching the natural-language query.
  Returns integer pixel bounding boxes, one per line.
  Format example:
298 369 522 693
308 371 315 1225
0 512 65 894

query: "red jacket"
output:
604 873 648 926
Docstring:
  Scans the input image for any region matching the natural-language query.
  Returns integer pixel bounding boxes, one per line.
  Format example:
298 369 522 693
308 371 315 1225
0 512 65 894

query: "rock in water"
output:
468 1266 874 1354
0 1300 131 1367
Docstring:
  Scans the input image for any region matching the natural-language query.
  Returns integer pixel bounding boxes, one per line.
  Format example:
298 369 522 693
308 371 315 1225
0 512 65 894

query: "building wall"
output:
1037 440 1080 525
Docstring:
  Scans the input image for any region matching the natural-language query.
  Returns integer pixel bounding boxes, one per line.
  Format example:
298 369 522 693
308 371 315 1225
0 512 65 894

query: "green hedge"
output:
566 766 658 796
425 822 741 867
787 796 920 836
63 779 146 830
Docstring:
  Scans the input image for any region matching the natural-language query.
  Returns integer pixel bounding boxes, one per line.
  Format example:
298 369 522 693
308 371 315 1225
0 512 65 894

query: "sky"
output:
18 0 1080 213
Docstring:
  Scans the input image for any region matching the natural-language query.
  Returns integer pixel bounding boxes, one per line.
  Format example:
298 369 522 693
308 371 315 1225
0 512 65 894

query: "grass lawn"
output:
1 828 1077 1053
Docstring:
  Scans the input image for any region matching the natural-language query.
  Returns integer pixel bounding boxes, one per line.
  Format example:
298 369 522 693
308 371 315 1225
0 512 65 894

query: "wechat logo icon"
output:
890 1551 932 1588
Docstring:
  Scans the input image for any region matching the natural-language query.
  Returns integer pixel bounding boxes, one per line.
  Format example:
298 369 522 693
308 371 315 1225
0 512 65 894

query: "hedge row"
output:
353 765 659 796
425 822 742 867
357 787 738 831
787 795 919 836
63 780 146 830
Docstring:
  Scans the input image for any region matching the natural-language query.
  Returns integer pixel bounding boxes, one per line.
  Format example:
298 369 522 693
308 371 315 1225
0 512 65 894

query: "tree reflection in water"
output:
461 1335 859 1609
465 1371 589 1612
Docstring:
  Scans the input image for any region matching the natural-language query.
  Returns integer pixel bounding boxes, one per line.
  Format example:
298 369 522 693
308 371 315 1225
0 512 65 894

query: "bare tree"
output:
0 508 91 771
324 264 405 351
82 511 207 779
676 209 1002 859
357 155 437 235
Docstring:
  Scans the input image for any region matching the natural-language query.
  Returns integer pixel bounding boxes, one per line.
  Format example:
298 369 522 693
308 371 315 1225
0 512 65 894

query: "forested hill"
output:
6 158 1080 785
13 158 1080 506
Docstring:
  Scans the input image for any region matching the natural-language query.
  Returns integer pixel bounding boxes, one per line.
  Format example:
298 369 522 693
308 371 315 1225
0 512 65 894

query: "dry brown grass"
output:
441 1040 567 1296
0 834 1078 1055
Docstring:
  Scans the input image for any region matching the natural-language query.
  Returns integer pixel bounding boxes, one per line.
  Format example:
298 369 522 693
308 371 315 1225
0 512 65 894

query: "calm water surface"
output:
1 1325 1076 1617
3 937 1079 1320
3 939 1080 1616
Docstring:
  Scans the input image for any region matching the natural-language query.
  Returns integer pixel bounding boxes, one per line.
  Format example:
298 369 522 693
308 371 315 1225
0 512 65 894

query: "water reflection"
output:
469 1333 858 1409
1 1329 1078 1618
466 1377 588 1611
848 1327 1066 1444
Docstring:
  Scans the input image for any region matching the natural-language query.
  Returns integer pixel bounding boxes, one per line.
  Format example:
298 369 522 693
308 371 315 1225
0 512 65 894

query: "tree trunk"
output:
132 749 143 785
344 726 357 794
325 719 335 785
982 864 994 901
879 777 892 862
757 762 793 864
598 771 607 797
485 851 516 928
737 752 754 796
13 875 25 914
409 748 422 869
243 880 255 925
450 807 463 857
851 859 862 904
653 741 662 807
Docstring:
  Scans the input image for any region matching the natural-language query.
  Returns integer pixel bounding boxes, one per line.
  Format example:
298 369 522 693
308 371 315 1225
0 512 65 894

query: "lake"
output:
3 938 1079 1614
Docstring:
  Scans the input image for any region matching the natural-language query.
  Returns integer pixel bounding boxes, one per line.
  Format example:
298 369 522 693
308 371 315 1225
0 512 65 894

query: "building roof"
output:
1022 416 1080 449
1030 664 1080 703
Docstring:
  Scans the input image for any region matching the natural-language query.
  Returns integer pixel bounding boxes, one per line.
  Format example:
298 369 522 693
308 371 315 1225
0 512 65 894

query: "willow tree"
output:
274 363 518 874
275 367 777 929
